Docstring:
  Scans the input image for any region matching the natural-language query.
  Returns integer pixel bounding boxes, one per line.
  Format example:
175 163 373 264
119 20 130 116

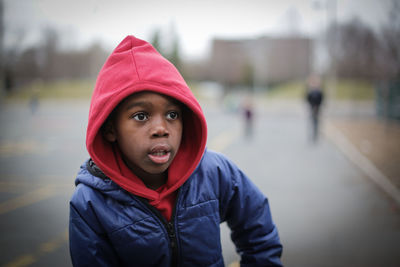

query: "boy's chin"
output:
145 164 171 175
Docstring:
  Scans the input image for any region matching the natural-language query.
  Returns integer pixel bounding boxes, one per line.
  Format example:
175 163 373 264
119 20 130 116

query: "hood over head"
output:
86 35 207 206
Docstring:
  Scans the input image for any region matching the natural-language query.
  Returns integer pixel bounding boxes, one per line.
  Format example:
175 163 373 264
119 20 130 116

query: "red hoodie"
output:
86 35 207 221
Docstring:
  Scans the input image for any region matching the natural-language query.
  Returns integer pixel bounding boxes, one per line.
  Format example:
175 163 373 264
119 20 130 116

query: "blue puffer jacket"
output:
69 149 283 267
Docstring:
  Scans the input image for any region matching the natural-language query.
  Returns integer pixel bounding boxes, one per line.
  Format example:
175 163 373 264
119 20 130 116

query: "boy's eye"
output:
132 112 149 121
166 111 179 120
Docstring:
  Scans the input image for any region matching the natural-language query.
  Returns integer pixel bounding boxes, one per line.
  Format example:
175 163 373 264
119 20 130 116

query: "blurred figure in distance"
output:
305 74 324 142
242 95 254 139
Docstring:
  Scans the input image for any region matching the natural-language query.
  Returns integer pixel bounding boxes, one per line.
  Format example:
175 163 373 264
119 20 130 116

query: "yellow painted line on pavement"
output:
4 228 68 267
0 179 74 194
3 254 36 267
0 185 58 215
209 129 241 152
0 180 72 266
0 140 48 157
0 181 34 193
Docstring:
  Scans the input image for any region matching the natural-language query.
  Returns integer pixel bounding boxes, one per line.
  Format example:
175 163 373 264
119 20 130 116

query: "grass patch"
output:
5 78 376 102
331 79 375 100
264 79 375 101
7 79 208 102
6 80 95 100
266 81 306 99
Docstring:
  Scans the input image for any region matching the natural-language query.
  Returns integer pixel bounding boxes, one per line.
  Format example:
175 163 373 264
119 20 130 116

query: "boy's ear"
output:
102 120 117 142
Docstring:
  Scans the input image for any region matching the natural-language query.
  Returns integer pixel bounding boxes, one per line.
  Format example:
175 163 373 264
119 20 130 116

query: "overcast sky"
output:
4 0 393 60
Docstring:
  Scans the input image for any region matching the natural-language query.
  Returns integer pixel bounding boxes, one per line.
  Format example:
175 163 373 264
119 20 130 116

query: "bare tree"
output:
150 29 162 54
378 0 400 80
168 34 182 73
327 18 379 80
4 23 109 90
40 27 59 81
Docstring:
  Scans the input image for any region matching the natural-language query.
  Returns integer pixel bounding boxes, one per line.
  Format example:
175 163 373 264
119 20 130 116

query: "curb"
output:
322 121 400 206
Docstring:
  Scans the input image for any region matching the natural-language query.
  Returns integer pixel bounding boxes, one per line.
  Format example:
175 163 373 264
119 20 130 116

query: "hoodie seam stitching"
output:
129 37 141 81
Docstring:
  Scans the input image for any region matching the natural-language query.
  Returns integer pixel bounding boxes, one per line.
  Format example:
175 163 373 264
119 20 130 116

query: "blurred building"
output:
209 36 312 86
210 38 254 86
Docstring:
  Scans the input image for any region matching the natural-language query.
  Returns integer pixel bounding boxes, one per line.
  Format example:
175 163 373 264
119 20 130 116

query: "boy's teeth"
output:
148 150 170 164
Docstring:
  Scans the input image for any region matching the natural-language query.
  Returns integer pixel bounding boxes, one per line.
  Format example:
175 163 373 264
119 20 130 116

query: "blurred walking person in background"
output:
305 74 324 142
242 96 254 139
29 90 40 115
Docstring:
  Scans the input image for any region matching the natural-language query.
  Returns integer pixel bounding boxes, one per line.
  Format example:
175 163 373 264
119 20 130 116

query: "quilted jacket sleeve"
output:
217 154 283 267
69 194 119 266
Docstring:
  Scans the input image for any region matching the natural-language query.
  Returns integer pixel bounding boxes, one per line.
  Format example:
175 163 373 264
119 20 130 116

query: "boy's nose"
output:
151 117 169 137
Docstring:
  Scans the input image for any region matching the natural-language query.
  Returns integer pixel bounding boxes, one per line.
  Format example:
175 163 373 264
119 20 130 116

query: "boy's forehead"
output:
119 91 181 108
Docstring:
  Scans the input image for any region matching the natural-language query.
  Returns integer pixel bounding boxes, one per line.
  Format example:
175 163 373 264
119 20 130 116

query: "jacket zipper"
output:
137 189 181 267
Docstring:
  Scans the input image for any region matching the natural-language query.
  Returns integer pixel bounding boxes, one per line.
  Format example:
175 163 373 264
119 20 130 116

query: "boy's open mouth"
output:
148 146 171 164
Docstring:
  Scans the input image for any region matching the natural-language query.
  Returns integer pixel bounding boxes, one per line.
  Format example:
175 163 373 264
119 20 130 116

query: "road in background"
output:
214 99 400 267
0 100 88 267
0 99 399 267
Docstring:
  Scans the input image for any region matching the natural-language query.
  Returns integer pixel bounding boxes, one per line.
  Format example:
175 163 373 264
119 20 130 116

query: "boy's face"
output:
105 92 183 178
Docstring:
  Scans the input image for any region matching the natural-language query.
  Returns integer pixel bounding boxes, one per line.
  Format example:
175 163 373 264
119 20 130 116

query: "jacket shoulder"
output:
70 162 122 233
70 182 100 212
199 149 236 170
71 160 133 207
196 149 242 183
187 149 242 204
70 162 108 210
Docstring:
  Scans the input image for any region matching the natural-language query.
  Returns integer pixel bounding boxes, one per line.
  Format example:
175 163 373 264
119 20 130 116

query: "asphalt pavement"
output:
0 99 399 267
209 100 400 267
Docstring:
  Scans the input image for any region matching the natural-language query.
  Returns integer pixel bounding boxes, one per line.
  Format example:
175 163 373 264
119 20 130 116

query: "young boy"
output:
69 35 283 266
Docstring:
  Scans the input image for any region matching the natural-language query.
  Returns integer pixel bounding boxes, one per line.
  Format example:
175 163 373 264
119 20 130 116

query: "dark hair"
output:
101 107 118 140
